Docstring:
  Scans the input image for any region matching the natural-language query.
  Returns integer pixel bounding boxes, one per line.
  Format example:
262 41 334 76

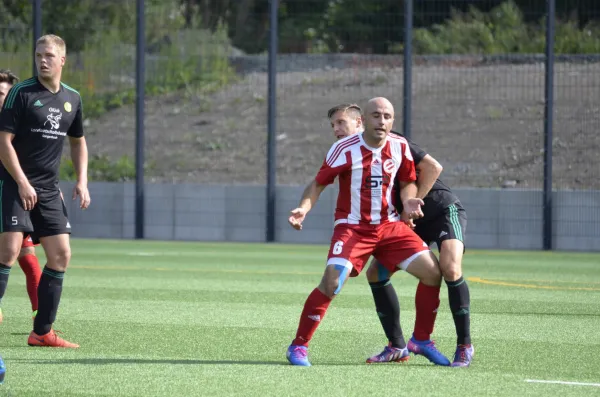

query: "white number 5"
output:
11 216 18 226
332 241 344 255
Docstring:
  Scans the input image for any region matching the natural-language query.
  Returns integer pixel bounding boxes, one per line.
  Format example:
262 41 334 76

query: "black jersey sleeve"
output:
390 131 428 166
406 138 427 165
407 140 427 165
0 87 24 134
67 101 84 138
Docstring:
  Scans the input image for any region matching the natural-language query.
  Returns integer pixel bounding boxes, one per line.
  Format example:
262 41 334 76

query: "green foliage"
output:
413 1 600 55
2 0 236 121
60 155 136 182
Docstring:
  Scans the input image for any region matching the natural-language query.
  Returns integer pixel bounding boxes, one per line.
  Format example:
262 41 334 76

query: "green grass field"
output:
1 239 599 396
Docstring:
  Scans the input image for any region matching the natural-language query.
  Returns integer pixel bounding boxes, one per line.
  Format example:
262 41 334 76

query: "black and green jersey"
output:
0 77 83 188
391 131 461 222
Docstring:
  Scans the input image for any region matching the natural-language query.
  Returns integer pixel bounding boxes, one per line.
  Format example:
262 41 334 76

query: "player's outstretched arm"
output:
416 154 443 199
0 131 37 210
288 179 326 230
69 136 91 209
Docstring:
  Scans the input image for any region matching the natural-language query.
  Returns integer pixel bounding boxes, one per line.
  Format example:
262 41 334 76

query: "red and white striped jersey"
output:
315 132 416 225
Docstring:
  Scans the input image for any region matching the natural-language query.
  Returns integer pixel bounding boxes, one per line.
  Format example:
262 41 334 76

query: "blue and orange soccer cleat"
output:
286 345 311 366
451 344 474 367
366 344 410 363
407 336 451 366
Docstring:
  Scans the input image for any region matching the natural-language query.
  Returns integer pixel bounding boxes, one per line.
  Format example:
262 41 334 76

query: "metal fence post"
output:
32 0 42 76
266 0 278 242
543 0 556 250
403 0 413 140
135 0 146 239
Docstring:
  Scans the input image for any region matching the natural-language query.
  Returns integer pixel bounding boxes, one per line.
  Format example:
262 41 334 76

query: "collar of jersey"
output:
359 132 387 152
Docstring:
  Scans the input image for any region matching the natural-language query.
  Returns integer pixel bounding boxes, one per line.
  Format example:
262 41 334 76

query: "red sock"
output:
413 282 440 341
17 254 42 312
292 288 332 347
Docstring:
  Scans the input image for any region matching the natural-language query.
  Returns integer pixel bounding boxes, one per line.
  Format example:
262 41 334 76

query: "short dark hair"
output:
327 103 362 119
0 69 19 85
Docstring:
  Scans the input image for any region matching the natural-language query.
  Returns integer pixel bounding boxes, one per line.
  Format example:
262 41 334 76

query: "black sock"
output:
34 266 65 335
446 277 471 345
369 279 406 349
0 263 11 304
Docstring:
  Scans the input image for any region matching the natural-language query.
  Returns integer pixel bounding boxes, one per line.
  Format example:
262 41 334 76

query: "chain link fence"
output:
1 0 599 246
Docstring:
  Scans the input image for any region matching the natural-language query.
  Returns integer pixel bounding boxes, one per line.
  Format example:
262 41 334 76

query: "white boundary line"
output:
525 379 600 387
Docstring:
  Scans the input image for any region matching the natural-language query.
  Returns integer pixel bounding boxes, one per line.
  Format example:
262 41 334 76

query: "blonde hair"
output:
36 34 67 56
327 103 362 119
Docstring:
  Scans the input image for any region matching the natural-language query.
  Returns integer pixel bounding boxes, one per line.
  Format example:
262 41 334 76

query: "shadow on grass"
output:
10 358 438 367
11 358 285 366
481 311 600 317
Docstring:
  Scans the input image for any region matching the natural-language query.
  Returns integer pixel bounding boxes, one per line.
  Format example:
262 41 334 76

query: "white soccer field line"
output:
525 379 600 387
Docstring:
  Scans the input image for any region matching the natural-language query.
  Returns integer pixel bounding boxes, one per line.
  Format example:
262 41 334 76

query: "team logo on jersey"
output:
44 112 62 130
383 159 395 174
64 102 72 112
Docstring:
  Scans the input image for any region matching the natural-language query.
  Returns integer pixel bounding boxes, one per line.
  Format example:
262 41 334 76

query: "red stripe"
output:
380 142 393 223
327 136 360 167
387 133 406 143
360 146 372 223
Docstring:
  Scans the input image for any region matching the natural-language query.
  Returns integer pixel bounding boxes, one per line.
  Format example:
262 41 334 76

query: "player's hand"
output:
73 182 91 209
402 198 424 220
18 181 37 211
400 210 416 229
288 207 308 230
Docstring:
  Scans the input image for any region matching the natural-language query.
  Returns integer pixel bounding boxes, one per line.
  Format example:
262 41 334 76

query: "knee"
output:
18 246 36 259
317 278 338 298
0 246 20 266
440 260 462 281
318 265 349 298
365 263 378 283
47 247 71 271
366 260 390 283
422 265 442 286
417 254 443 286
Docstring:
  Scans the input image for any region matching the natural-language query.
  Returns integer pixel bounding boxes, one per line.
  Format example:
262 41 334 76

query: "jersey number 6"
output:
332 241 344 255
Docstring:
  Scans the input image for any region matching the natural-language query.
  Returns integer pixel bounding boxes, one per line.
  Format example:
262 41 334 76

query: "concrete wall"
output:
60 182 600 251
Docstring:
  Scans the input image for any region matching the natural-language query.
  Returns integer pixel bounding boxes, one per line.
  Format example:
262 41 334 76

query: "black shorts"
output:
0 181 71 242
414 202 467 250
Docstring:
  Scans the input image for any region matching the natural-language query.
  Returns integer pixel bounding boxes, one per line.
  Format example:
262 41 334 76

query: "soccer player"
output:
327 103 473 367
0 34 90 348
0 69 43 323
286 97 450 367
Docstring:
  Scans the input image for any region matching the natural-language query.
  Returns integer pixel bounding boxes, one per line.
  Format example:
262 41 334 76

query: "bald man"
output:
285 97 450 367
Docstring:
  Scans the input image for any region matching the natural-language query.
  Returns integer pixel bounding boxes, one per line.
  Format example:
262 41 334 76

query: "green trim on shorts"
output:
448 204 463 242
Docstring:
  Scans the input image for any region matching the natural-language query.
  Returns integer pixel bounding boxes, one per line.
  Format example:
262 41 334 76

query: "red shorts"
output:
21 234 38 248
326 222 429 277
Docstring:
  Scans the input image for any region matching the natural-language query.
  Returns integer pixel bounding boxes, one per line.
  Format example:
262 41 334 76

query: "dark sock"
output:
446 277 471 345
0 263 11 304
34 266 65 335
369 279 405 349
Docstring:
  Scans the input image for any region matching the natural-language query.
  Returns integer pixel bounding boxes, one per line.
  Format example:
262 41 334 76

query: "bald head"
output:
362 97 395 145
365 97 394 116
